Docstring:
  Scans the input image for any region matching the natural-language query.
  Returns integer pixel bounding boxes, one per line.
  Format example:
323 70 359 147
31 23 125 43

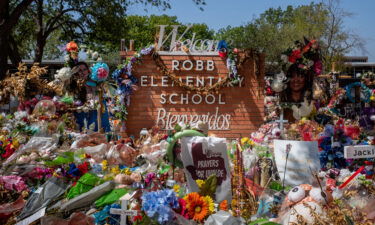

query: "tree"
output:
0 0 207 78
320 0 365 70
216 2 364 73
0 0 35 78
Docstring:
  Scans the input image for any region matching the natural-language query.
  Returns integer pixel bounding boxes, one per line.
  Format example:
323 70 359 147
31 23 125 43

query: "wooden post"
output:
97 85 103 133
120 39 126 51
129 40 134 51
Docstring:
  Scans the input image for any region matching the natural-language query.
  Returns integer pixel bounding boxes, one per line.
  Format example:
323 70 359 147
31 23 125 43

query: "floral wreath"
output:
280 38 322 75
344 82 371 103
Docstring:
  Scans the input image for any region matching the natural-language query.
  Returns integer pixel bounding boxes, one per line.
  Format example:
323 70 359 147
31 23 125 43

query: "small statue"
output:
271 71 288 93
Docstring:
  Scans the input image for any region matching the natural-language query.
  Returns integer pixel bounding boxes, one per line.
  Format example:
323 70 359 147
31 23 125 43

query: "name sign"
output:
344 145 375 159
110 208 137 216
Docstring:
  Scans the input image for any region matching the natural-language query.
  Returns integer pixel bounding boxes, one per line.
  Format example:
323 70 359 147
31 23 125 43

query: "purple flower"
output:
145 172 156 185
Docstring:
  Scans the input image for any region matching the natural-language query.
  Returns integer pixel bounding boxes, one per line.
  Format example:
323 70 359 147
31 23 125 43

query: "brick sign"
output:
120 51 265 139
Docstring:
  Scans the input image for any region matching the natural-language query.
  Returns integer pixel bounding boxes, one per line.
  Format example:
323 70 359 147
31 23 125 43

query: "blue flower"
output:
67 163 80 177
141 189 179 224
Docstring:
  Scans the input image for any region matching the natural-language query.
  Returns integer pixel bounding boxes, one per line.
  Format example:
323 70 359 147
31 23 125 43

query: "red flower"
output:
1 145 15 159
288 49 301 63
266 87 274 95
77 162 90 175
133 215 143 222
175 198 189 219
66 41 78 52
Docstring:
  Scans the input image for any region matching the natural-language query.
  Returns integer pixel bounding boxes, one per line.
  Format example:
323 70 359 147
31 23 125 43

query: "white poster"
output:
181 136 231 202
274 140 320 186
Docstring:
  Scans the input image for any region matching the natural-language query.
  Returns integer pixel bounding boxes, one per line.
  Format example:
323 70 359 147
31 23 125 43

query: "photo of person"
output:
281 63 314 103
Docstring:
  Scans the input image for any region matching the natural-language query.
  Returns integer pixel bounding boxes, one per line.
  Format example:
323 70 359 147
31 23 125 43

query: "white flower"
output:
64 54 70 62
14 111 28 120
97 57 103 62
356 73 362 78
92 51 99 59
280 54 288 63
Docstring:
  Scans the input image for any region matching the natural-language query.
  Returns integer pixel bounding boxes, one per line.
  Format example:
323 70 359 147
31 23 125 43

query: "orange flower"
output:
184 192 209 221
66 41 78 52
219 200 228 211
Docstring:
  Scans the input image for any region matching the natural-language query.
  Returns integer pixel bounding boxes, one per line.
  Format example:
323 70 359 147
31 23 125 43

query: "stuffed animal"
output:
271 71 288 93
277 184 332 224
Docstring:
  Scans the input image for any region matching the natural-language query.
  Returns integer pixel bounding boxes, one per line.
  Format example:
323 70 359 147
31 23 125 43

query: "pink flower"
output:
314 60 323 75
97 68 108 79
0 176 28 192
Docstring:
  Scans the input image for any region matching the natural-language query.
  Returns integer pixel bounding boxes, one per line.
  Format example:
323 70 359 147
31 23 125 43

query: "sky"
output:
128 0 375 61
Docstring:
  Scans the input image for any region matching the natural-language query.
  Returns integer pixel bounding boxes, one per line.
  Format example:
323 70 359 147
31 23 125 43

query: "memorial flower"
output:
66 41 78 53
101 160 108 170
141 189 179 224
204 195 215 213
173 184 180 193
219 200 228 211
184 192 209 221
196 179 205 189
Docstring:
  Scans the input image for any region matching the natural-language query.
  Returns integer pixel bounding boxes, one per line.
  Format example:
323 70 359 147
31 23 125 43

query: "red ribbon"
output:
338 166 365 189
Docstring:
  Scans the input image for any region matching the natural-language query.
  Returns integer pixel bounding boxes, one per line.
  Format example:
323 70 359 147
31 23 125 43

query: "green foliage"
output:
198 174 217 199
216 1 364 73
10 0 206 62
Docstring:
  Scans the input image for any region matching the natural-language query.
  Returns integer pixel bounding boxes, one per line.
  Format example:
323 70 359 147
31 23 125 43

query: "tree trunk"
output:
0 35 10 79
34 0 44 63
34 34 46 63
0 0 10 79
9 35 22 66
0 0 35 79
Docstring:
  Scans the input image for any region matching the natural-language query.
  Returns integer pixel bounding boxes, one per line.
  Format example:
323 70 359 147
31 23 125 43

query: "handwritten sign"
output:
344 145 375 159
274 140 320 186
181 136 231 202
110 198 137 225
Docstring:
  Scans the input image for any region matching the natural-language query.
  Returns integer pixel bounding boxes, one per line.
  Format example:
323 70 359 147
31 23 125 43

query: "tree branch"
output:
45 8 83 34
5 0 34 32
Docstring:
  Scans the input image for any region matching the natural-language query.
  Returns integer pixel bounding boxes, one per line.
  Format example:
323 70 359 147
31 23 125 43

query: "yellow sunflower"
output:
203 196 215 213
185 193 209 221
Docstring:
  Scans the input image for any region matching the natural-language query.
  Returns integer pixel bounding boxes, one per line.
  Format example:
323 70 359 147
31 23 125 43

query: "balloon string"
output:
338 166 365 189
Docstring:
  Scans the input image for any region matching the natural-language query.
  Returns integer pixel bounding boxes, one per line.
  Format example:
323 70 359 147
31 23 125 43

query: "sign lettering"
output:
156 25 219 53
344 145 375 159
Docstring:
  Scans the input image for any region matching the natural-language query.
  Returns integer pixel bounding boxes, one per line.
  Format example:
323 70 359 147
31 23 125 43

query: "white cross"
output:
275 109 288 134
110 194 137 225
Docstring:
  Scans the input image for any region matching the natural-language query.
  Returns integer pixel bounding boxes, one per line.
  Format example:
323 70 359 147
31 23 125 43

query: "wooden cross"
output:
275 109 288 135
110 195 137 225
